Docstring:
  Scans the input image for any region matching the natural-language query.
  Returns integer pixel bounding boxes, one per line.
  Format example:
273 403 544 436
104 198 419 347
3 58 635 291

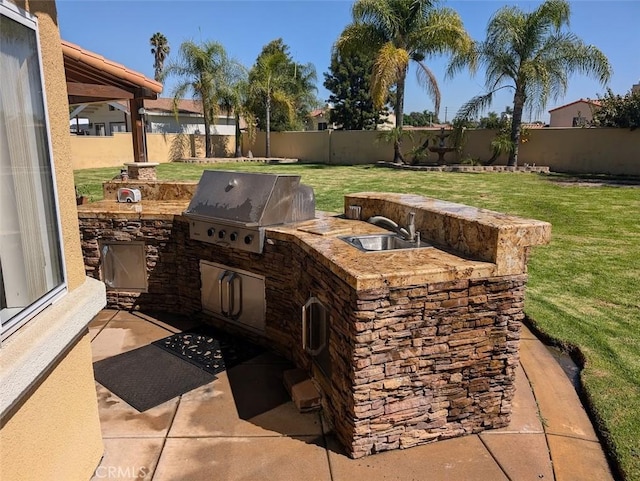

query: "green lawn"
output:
75 163 640 480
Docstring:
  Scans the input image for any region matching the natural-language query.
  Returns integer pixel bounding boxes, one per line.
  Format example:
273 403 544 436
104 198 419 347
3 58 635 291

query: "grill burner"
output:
185 170 315 253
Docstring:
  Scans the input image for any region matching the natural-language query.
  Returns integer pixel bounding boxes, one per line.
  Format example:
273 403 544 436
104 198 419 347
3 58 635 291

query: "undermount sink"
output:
340 234 432 252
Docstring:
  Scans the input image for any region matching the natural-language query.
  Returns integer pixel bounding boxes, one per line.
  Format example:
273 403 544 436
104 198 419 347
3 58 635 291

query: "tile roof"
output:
548 98 601 112
144 98 203 114
62 40 162 94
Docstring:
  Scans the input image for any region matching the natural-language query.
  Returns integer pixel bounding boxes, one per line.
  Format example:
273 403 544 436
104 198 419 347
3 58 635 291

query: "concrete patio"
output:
89 310 614 481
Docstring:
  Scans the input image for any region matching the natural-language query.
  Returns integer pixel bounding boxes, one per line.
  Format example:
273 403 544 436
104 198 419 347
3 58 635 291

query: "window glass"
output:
1 4 66 338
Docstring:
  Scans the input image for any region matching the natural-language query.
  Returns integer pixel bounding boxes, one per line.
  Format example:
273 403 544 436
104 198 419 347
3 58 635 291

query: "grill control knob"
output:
218 230 226 239
207 227 215 237
230 232 238 242
244 235 253 245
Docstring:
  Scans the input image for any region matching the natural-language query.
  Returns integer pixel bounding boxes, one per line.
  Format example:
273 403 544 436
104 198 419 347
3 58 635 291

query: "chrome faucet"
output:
367 212 418 242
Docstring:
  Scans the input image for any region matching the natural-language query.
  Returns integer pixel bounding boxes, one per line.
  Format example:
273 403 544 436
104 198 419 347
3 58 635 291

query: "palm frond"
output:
455 89 508 121
416 7 473 56
335 22 386 58
414 60 441 114
531 0 570 32
445 42 478 79
352 0 396 38
371 42 409 109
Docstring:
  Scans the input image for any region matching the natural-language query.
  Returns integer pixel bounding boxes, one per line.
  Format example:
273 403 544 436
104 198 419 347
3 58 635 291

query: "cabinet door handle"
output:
218 270 229 317
302 303 309 352
226 272 242 320
302 298 327 356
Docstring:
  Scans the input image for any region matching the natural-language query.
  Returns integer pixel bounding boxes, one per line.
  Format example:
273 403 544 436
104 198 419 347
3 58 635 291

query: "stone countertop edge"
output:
77 195 550 291
267 212 498 291
77 200 190 220
346 193 552 230
345 193 552 270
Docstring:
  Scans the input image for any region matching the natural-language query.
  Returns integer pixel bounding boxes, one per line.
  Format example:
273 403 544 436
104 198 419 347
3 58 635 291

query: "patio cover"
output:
63 40 163 162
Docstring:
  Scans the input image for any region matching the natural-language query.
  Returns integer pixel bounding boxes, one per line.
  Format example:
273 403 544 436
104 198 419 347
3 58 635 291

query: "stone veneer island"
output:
78 190 551 458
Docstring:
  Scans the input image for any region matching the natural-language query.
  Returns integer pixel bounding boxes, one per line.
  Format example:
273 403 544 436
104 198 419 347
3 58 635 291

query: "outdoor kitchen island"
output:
78 188 551 459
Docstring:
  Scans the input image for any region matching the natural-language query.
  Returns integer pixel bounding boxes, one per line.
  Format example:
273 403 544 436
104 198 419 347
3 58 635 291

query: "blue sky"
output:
57 0 639 123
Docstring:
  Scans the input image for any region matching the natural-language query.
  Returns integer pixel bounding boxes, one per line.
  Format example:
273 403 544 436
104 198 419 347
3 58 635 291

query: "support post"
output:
129 98 147 162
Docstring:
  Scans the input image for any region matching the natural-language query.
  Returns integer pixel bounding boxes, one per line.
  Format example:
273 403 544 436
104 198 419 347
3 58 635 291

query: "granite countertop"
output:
78 194 550 291
77 200 190 220
268 213 497 291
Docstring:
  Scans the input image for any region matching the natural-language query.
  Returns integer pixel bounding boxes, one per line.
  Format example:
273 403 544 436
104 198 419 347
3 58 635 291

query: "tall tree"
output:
150 32 170 82
404 109 440 126
247 49 297 157
247 39 318 132
452 0 611 166
219 78 255 157
336 0 473 163
323 50 386 130
164 40 244 157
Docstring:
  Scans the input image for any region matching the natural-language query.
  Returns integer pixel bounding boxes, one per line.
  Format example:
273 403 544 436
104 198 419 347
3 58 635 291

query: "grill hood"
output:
185 170 315 226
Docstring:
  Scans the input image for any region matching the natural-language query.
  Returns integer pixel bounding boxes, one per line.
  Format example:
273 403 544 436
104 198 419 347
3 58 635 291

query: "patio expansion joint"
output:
545 432 606 444
477 435 516 481
148 391 182 481
519 344 559 481
90 311 118 341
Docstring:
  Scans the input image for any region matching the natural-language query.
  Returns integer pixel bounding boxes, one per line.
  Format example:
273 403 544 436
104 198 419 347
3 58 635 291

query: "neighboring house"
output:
307 107 396 131
144 98 235 135
70 97 235 136
0 2 159 479
308 108 335 131
632 81 640 94
548 98 601 127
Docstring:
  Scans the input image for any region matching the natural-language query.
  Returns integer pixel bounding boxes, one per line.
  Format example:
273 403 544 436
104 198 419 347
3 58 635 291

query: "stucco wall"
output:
549 101 598 127
248 131 330 162
71 132 235 168
1 3 104 481
72 127 639 175
330 130 392 164
71 132 134 169
240 128 639 175
0 335 103 481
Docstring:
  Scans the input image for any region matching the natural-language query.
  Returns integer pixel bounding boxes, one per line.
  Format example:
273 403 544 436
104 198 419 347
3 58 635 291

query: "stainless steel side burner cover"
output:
185 170 316 253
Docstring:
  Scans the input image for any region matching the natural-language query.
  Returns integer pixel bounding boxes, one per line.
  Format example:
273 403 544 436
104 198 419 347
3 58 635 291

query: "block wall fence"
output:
71 128 639 176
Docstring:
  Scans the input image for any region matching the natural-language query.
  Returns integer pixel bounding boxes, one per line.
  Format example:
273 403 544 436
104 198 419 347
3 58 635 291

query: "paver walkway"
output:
89 310 614 481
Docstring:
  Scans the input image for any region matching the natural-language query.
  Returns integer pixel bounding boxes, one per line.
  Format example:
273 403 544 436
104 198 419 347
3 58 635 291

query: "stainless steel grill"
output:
184 170 315 253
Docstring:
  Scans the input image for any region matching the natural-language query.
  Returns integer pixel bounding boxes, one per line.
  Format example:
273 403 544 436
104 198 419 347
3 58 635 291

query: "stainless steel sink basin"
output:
339 234 432 252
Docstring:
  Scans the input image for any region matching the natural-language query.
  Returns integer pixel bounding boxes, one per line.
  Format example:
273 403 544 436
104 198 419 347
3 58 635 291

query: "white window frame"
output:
0 0 67 341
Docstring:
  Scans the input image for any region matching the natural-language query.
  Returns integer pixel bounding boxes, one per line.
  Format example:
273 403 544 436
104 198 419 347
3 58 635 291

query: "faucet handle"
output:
347 205 362 220
407 211 416 241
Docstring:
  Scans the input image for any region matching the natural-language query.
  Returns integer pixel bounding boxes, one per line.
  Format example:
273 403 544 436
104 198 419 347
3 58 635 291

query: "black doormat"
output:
93 344 216 412
152 325 266 376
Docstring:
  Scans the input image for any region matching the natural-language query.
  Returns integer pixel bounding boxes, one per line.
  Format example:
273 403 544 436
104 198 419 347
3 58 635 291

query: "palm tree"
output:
336 0 473 163
452 0 611 166
248 51 296 157
164 41 244 158
150 32 170 82
219 78 255 158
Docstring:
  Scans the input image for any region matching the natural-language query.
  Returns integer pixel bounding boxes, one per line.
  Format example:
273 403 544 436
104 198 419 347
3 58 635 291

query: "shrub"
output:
592 88 640 130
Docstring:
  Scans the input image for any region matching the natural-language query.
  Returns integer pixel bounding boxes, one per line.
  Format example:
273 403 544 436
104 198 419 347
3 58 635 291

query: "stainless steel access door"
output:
200 260 265 333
